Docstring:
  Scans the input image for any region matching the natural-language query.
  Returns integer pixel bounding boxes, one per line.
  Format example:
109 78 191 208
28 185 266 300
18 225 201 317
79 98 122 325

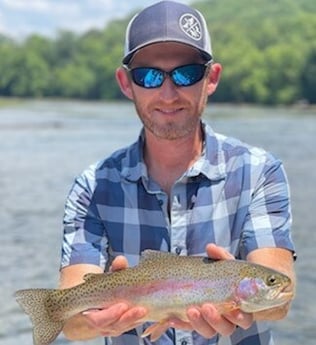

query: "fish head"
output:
235 266 293 313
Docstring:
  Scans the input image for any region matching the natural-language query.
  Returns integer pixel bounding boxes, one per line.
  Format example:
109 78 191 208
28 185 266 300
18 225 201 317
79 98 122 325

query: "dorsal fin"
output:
83 273 105 282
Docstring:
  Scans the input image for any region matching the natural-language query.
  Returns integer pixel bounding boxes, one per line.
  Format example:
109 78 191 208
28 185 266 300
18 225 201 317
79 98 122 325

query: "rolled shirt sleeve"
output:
240 154 295 258
61 163 108 270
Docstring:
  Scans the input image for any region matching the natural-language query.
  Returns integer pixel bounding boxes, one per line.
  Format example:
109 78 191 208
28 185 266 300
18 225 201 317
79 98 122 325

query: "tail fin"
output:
15 288 64 345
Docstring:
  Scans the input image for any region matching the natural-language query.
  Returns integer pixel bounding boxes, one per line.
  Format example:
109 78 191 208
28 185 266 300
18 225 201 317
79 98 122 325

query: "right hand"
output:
169 244 253 339
82 256 148 337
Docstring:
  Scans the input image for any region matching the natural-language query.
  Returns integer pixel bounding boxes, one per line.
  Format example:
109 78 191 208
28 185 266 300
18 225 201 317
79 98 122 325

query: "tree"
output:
0 43 16 96
4 48 50 97
52 63 95 98
0 0 315 103
301 47 316 103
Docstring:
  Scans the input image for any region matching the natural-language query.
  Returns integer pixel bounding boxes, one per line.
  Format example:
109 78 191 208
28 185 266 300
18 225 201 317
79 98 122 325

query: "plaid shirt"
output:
61 121 294 345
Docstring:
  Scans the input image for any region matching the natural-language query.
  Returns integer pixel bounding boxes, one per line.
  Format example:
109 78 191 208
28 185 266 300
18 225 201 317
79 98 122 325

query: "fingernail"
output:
136 307 147 318
203 304 216 318
117 303 129 313
191 310 200 320
187 307 200 321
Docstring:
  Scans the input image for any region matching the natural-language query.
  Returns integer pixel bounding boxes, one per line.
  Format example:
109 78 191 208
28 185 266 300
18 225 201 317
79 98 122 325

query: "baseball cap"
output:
122 0 212 65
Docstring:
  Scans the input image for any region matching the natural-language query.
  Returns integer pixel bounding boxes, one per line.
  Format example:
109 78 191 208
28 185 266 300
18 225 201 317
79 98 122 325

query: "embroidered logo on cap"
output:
179 14 202 41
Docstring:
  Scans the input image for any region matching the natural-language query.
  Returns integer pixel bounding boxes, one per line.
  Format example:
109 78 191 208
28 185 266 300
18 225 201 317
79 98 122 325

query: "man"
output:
59 1 296 345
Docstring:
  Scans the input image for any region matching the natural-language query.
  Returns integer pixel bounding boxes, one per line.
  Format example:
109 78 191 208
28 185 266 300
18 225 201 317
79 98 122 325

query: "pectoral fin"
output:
216 301 240 314
141 319 170 341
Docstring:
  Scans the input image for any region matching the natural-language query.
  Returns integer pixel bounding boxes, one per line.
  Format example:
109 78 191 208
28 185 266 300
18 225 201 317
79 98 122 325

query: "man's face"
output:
125 42 218 141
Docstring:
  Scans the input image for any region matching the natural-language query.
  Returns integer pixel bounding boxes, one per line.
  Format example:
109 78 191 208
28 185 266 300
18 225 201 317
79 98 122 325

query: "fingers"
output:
101 306 148 337
83 303 128 329
104 248 249 340
187 304 235 338
206 243 235 260
173 245 252 339
186 306 217 338
223 309 253 330
185 304 253 339
84 256 142 337
83 303 147 337
110 255 129 272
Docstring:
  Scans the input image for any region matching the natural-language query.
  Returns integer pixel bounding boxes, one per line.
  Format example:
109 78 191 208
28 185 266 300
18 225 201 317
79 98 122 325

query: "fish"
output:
15 250 293 345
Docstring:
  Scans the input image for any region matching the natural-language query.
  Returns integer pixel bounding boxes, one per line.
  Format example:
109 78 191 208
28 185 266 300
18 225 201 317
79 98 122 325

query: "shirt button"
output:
181 341 188 345
175 247 182 255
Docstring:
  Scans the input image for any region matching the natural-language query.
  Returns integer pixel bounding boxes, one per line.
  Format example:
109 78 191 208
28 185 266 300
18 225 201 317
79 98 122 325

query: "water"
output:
0 100 315 345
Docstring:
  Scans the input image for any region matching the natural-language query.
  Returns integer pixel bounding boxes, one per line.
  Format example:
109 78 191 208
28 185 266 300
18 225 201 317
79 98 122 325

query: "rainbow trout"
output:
15 250 293 345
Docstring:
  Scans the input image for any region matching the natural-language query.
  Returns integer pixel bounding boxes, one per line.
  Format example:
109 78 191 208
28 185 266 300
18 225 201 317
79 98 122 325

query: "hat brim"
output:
122 39 212 65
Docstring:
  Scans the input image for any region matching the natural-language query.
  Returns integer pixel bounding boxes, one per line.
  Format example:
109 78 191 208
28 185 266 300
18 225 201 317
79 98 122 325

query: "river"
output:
0 100 315 345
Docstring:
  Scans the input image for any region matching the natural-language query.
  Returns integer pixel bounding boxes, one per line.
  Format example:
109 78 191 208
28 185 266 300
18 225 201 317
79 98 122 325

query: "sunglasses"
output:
124 62 212 89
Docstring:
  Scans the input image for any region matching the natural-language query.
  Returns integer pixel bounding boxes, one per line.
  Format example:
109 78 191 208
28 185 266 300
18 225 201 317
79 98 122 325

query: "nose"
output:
158 75 178 102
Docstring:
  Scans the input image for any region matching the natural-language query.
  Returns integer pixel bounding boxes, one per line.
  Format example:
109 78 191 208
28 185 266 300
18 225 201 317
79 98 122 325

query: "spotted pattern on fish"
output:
15 250 293 345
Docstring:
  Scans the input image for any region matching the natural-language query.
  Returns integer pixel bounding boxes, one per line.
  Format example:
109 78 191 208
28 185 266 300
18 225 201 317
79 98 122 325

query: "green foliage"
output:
0 0 315 104
0 44 50 97
301 46 316 103
196 0 316 104
52 63 95 98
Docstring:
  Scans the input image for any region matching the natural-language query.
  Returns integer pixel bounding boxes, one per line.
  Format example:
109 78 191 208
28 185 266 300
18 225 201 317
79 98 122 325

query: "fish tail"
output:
15 288 64 345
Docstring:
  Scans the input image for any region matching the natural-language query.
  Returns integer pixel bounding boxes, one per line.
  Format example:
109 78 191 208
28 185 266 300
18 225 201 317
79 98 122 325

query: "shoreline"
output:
0 97 315 113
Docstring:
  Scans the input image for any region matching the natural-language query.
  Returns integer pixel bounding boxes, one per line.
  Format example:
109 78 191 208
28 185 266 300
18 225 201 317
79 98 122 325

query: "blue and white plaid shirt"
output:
61 121 295 345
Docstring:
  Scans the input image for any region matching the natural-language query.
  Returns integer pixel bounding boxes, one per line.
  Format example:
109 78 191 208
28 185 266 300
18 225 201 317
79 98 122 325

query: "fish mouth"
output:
278 280 294 299
268 284 294 303
241 286 294 313
277 290 294 301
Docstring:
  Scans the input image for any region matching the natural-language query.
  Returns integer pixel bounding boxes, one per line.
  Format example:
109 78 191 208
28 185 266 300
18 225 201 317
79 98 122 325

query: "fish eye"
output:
267 275 277 285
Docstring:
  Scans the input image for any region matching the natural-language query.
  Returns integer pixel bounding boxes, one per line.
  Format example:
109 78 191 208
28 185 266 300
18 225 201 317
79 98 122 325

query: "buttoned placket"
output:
169 181 194 345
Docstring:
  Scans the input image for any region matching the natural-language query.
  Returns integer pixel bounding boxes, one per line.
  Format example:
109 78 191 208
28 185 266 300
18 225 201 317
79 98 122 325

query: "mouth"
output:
156 107 184 116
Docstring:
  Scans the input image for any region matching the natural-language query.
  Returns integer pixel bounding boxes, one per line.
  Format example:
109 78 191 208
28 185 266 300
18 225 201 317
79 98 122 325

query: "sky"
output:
0 0 192 40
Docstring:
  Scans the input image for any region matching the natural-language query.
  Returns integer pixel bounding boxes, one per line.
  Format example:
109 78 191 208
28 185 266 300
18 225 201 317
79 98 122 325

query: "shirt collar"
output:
121 122 227 182
192 121 227 181
121 129 147 182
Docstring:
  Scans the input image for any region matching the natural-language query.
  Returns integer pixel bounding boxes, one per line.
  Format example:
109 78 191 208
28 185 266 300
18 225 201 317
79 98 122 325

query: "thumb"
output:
206 243 235 260
110 255 129 272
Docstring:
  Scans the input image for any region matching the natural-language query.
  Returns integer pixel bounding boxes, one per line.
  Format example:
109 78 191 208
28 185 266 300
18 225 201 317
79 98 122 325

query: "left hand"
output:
82 255 148 337
169 244 254 338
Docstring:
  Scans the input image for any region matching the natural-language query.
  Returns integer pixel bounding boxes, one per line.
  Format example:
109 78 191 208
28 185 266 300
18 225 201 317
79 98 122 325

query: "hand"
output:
82 256 148 337
170 244 253 338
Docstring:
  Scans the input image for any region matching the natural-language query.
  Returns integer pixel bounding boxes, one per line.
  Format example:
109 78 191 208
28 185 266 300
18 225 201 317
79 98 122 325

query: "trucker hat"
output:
122 0 212 64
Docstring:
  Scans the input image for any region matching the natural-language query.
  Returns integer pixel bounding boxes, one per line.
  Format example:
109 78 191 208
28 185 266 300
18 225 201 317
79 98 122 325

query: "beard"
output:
138 113 198 140
133 98 207 141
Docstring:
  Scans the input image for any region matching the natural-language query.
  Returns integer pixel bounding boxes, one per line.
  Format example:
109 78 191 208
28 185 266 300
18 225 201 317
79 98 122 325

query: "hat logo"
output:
179 14 202 41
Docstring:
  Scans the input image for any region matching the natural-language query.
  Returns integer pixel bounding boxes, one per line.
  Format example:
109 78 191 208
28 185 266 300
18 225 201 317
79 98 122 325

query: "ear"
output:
206 63 222 95
116 67 134 100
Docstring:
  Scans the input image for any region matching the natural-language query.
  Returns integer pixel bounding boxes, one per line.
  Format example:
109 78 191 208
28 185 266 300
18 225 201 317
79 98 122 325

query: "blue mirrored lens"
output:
144 69 164 88
132 68 163 88
130 64 207 88
172 65 204 86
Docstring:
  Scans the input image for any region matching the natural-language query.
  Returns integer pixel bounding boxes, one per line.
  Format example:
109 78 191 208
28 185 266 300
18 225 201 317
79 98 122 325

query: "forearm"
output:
59 264 105 340
247 247 296 321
